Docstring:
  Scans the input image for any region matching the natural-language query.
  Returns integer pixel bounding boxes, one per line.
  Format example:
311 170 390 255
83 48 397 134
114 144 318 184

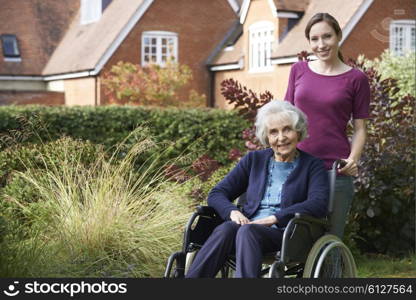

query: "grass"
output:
356 253 416 278
0 131 195 277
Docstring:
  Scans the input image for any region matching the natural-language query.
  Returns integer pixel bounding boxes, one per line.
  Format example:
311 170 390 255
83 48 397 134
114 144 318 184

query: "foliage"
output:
0 138 105 230
347 58 415 256
0 108 248 272
220 78 274 154
357 50 415 99
297 50 311 62
220 78 273 122
101 60 206 107
0 137 102 188
0 106 249 165
173 163 237 205
0 132 194 277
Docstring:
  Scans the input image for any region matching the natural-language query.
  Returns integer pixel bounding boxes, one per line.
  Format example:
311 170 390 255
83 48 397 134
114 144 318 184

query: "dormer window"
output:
102 0 112 11
81 0 112 25
277 11 302 42
1 34 21 61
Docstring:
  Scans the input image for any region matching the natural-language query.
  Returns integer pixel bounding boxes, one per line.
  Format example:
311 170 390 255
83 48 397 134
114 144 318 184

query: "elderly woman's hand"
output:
230 210 250 225
248 215 277 227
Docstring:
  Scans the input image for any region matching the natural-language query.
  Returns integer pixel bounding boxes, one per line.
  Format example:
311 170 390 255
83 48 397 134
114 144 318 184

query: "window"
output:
279 18 300 42
102 0 112 11
390 20 415 55
249 21 275 72
141 31 178 66
1 34 20 59
81 0 102 25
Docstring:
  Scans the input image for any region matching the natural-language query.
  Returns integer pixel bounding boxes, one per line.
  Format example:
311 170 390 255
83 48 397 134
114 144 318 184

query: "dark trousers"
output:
185 221 284 278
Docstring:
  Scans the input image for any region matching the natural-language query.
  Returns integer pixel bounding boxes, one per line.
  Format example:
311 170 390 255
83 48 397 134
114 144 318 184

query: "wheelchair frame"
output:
164 160 357 278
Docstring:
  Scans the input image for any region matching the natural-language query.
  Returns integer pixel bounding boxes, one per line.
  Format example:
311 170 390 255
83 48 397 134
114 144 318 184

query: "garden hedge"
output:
0 105 249 165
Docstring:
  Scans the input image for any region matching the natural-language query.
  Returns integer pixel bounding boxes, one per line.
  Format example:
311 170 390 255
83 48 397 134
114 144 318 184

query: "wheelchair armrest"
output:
294 213 328 227
279 214 328 264
182 205 222 252
196 205 217 217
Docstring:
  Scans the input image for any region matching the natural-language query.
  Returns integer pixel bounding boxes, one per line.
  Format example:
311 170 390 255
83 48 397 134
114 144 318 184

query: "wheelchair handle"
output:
332 159 347 171
328 159 347 214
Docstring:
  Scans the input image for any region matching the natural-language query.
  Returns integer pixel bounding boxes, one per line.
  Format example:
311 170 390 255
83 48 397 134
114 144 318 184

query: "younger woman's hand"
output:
338 158 358 176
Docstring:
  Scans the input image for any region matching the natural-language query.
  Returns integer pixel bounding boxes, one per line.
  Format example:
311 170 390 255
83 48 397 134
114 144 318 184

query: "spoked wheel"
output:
164 252 186 278
219 258 236 278
219 265 234 278
303 234 357 278
268 262 285 278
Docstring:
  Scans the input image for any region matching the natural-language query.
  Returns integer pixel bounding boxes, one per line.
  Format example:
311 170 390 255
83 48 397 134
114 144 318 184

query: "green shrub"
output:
0 132 194 277
0 138 105 232
0 106 248 276
358 50 415 99
0 106 248 165
176 163 237 205
348 58 415 256
0 137 103 187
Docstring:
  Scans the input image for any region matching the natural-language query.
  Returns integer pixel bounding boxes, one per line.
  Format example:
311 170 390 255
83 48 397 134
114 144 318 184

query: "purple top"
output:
284 61 370 169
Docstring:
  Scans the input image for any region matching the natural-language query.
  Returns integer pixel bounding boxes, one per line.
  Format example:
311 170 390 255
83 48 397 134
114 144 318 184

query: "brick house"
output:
0 0 79 105
1 0 414 107
210 0 415 108
0 0 242 106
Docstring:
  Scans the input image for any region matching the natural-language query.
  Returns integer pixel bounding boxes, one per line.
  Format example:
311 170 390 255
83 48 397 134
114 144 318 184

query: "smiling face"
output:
308 21 341 62
266 113 300 162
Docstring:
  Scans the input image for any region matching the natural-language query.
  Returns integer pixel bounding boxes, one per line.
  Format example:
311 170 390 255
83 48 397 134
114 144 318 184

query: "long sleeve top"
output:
207 148 329 227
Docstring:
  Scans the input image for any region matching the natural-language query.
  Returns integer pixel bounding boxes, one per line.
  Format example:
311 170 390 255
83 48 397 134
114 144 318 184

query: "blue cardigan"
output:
207 148 329 227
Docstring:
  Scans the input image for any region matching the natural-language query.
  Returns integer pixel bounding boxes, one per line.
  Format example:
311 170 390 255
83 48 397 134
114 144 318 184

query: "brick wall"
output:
342 0 415 60
0 0 79 75
100 0 238 105
0 91 64 105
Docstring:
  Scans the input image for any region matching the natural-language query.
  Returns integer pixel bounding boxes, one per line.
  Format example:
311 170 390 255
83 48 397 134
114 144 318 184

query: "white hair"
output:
255 100 308 147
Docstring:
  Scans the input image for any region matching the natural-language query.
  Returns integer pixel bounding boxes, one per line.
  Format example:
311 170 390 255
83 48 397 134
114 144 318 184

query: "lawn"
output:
356 253 416 278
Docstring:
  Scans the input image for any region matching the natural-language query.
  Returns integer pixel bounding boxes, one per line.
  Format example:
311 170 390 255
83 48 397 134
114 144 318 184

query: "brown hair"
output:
305 13 344 62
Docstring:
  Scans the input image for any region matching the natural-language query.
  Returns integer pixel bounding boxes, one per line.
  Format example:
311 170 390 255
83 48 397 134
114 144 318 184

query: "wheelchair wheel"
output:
303 234 357 278
219 265 234 278
164 252 186 278
268 262 285 278
184 251 198 275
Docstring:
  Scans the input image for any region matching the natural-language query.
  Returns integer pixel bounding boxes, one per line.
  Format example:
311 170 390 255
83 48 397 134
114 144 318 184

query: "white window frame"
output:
249 21 275 73
227 0 240 14
81 0 102 25
141 31 178 67
390 20 416 56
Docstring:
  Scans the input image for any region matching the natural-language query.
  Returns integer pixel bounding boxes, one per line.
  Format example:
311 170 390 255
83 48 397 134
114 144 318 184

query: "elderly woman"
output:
185 100 329 278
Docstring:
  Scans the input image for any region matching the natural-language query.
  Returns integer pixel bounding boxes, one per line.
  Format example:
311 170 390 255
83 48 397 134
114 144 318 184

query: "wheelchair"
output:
164 160 357 278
